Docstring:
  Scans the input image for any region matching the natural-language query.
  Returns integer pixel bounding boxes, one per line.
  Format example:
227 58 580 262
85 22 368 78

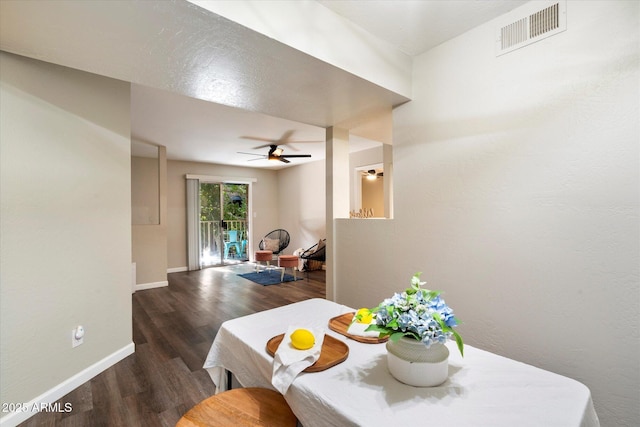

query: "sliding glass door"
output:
199 182 249 267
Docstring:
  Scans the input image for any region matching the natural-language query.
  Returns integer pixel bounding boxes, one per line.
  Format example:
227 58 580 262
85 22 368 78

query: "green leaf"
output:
406 331 421 341
425 290 440 300
452 330 464 357
432 312 447 330
389 332 406 342
432 312 463 356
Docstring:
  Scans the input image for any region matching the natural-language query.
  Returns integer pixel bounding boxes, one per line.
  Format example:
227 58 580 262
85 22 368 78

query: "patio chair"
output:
300 239 326 272
224 230 242 259
258 229 290 255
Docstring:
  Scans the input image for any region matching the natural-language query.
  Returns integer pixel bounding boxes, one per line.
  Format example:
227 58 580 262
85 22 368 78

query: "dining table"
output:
203 298 599 427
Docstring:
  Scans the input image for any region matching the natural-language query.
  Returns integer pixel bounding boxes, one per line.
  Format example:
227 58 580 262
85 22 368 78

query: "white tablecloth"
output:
204 298 599 427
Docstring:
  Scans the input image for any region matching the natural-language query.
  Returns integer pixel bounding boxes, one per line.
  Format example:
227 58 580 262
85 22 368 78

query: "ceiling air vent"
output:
496 0 566 56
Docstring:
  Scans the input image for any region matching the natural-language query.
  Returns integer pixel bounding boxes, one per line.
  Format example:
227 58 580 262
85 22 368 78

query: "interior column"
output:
325 127 350 301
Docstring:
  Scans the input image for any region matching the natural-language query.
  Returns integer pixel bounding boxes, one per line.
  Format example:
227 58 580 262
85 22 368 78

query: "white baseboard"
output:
167 266 188 273
134 280 168 291
0 343 135 427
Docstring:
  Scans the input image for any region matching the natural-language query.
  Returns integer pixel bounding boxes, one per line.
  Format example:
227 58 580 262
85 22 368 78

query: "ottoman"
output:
278 255 299 282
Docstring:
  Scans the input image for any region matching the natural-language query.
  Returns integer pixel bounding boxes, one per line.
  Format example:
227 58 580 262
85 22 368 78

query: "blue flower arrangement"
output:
365 272 464 356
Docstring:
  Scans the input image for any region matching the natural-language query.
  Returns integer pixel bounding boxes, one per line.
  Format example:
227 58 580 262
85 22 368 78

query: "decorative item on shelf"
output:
349 208 374 218
366 272 464 387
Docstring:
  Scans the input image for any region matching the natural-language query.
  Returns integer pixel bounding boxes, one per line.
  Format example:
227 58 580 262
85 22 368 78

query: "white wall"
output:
361 176 384 218
349 145 384 212
335 2 639 426
131 156 160 225
278 159 326 253
0 52 133 425
131 146 168 287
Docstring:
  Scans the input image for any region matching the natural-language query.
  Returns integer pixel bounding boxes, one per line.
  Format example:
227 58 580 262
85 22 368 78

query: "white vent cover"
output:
496 0 566 56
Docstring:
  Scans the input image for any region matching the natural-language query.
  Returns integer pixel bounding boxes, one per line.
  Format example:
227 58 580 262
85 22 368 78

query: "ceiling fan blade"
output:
251 143 276 150
238 151 267 162
268 154 290 163
242 130 295 147
279 140 324 151
241 136 278 143
276 130 295 145
241 139 310 164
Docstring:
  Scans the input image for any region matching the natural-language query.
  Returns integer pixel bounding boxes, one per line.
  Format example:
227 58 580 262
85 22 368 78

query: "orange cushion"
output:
255 250 273 261
278 255 298 268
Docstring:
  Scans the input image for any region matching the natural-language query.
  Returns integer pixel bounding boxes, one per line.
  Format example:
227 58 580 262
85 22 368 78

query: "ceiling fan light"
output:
273 147 284 156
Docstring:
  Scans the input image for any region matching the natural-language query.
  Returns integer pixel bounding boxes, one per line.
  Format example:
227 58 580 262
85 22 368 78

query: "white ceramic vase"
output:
386 337 449 387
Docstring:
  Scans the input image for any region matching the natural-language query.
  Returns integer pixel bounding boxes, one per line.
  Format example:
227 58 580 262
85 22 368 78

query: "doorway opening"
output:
199 183 249 267
354 163 384 218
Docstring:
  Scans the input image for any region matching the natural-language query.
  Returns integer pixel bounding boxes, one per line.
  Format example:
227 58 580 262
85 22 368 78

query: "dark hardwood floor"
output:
19 264 326 427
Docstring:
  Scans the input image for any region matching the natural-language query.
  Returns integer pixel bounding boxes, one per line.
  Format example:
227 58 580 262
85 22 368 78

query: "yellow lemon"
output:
290 328 315 350
355 308 373 324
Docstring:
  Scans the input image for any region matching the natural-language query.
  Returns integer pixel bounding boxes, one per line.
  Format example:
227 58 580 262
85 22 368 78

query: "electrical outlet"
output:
72 326 84 348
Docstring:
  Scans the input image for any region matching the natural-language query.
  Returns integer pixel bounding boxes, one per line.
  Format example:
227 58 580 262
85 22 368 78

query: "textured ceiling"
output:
131 0 528 167
131 84 383 167
1 0 528 169
317 0 527 56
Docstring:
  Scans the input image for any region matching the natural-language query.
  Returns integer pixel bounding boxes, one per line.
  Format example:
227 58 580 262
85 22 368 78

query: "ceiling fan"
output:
237 130 318 163
362 169 384 180
238 144 312 164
